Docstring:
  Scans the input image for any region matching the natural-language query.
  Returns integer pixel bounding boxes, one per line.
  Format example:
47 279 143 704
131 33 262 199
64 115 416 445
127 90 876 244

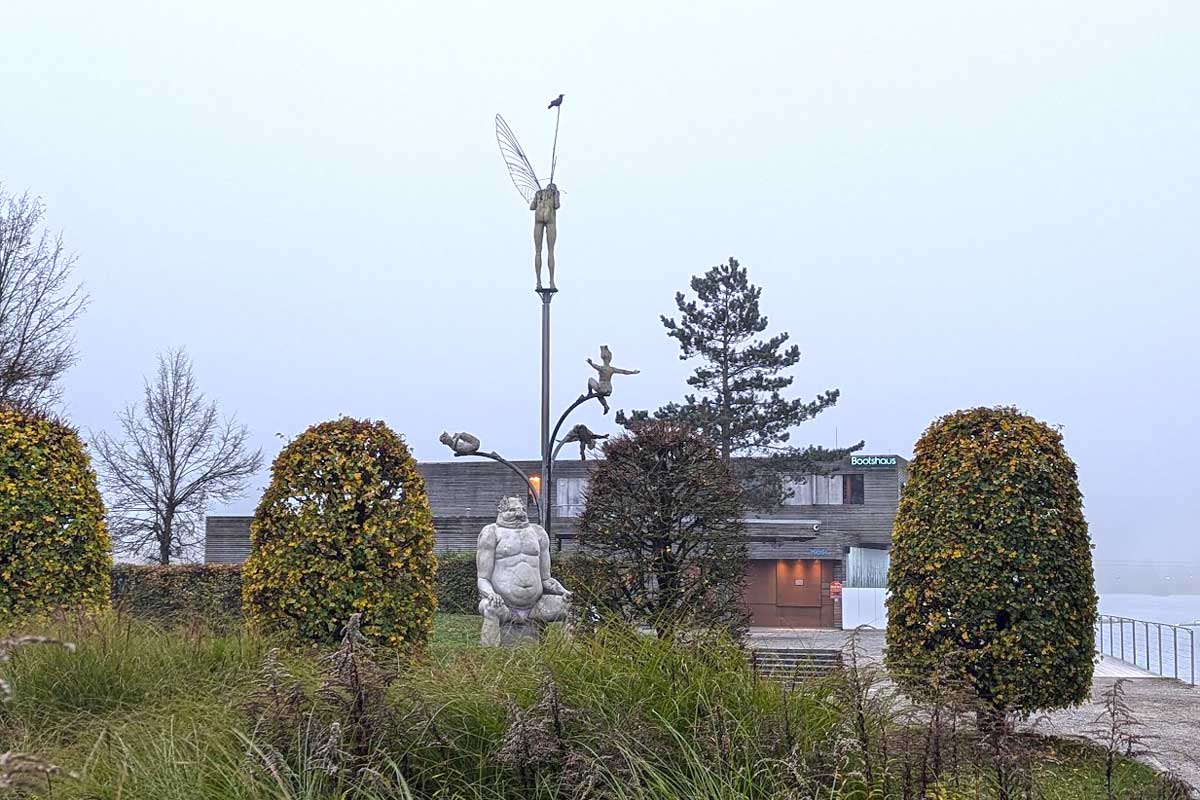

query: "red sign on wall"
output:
829 580 843 599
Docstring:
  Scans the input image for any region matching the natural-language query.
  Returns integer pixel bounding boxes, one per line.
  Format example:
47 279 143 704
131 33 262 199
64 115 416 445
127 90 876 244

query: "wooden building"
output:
204 454 907 629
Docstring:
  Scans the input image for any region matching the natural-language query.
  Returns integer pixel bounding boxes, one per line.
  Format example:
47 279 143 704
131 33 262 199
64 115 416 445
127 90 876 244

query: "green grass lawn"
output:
430 612 481 653
0 613 1184 800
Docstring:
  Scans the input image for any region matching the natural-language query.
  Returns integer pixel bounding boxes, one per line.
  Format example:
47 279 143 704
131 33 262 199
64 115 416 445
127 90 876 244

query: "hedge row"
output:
110 555 611 622
111 564 243 623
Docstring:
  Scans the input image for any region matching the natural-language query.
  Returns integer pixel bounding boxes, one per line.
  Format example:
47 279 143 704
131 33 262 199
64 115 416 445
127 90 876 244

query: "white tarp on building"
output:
842 588 888 629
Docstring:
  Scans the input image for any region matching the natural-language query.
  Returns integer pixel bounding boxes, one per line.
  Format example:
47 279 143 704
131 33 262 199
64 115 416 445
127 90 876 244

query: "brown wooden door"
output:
744 560 778 626
776 560 822 607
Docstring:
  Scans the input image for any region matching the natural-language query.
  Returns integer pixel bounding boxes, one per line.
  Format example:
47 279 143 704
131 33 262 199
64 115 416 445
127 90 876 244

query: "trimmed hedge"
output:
243 418 438 647
111 564 243 623
885 406 1097 714
436 552 479 614
110 555 607 624
0 407 111 619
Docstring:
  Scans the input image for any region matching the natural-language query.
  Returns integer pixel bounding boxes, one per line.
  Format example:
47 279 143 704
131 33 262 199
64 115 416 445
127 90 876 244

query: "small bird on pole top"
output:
548 94 564 109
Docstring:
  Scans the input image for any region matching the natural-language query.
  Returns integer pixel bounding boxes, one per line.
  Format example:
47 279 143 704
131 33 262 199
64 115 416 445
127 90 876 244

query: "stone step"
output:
749 648 844 682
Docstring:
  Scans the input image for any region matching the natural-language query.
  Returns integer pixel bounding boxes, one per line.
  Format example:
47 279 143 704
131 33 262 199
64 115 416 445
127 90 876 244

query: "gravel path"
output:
748 628 1200 794
1039 677 1200 795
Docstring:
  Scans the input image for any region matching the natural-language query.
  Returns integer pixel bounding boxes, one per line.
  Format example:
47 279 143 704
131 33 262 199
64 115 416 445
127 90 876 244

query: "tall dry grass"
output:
0 613 1185 799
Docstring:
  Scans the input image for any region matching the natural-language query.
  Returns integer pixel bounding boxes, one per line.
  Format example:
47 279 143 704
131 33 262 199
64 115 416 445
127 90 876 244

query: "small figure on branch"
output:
587 345 639 415
440 431 481 455
560 423 608 460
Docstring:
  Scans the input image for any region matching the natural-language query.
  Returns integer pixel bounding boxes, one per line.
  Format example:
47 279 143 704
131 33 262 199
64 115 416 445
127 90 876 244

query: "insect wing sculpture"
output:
496 109 562 290
495 114 542 205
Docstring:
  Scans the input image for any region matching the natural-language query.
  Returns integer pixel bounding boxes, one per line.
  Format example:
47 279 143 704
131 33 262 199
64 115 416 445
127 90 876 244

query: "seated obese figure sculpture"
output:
476 496 571 646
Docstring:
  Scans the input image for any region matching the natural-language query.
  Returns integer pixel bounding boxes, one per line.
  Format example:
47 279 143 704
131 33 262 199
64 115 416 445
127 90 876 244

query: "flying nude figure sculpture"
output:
587 345 640 415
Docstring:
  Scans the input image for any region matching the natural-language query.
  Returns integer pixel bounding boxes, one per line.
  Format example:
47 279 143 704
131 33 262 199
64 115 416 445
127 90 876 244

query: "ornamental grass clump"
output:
0 615 1179 800
243 417 438 648
886 406 1097 715
1 634 77 793
0 407 111 619
387 623 840 799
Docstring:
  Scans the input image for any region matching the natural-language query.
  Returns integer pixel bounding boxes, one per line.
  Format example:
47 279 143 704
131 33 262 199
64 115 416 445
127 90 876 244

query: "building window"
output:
784 474 843 505
842 473 865 505
527 474 542 509
554 477 588 518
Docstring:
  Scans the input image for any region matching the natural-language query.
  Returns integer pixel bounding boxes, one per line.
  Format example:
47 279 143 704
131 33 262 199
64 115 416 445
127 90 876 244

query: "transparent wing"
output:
496 114 541 205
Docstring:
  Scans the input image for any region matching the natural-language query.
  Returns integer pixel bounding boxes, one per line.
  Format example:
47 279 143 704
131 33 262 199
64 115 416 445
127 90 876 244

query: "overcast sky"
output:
2 2 1196 569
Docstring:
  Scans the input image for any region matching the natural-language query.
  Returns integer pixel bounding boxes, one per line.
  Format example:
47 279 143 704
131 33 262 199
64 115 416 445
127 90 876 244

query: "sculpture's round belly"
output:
497 561 541 608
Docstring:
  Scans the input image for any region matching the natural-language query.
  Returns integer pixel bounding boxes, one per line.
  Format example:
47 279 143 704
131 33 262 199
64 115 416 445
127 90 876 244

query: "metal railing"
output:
1095 614 1196 685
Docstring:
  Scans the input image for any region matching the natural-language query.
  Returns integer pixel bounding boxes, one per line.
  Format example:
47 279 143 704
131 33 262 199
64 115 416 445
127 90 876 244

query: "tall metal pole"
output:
550 106 561 185
538 288 556 532
541 101 563 542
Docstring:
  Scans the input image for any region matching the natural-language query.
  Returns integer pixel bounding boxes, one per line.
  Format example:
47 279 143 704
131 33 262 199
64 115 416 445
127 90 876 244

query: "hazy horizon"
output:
2 2 1196 569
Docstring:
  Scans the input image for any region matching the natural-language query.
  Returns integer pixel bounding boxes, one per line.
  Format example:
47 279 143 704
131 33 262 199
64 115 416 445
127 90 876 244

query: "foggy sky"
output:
2 1 1197 571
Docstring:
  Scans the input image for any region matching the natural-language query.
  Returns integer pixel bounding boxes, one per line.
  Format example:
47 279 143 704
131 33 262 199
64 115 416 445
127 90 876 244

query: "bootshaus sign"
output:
850 455 898 467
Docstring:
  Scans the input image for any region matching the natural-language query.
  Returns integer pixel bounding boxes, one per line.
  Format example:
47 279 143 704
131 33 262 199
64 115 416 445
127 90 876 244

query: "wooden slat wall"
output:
204 457 905 569
204 516 255 564
747 467 901 557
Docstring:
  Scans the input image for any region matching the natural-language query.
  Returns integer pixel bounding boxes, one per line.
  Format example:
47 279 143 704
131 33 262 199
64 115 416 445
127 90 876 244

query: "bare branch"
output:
0 186 88 412
91 348 263 564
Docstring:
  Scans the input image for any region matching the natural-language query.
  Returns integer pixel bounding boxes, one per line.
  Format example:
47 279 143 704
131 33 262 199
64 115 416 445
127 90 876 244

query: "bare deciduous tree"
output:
91 349 264 564
0 186 88 411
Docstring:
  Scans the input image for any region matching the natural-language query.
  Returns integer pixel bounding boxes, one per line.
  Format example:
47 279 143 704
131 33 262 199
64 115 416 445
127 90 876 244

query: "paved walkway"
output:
1093 654 1157 678
748 628 1200 794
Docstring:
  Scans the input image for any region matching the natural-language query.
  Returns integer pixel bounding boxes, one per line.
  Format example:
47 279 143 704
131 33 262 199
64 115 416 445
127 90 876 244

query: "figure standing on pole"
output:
496 95 564 291
531 184 560 290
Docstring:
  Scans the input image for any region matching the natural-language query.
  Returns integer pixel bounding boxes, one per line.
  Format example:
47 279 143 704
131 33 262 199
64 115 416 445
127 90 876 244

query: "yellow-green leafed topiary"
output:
242 417 437 647
885 406 1096 714
0 407 111 618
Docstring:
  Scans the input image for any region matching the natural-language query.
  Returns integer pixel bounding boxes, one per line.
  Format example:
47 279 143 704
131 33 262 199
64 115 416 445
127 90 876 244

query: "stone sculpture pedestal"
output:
481 616 541 648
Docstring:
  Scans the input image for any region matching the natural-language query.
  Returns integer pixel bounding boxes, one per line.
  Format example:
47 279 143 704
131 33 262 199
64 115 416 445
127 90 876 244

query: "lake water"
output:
1096 594 1199 683
1098 594 1200 627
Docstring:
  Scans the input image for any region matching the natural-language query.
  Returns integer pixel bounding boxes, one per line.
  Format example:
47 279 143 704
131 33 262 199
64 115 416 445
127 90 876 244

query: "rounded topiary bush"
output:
885 406 1096 713
242 417 437 647
0 407 111 618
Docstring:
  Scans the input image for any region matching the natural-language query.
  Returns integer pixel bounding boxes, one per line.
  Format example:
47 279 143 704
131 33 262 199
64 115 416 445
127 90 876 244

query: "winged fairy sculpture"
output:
496 97 563 290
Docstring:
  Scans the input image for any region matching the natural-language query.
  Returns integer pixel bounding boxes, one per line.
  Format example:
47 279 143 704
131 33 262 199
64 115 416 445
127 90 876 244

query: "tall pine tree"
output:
617 257 862 509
